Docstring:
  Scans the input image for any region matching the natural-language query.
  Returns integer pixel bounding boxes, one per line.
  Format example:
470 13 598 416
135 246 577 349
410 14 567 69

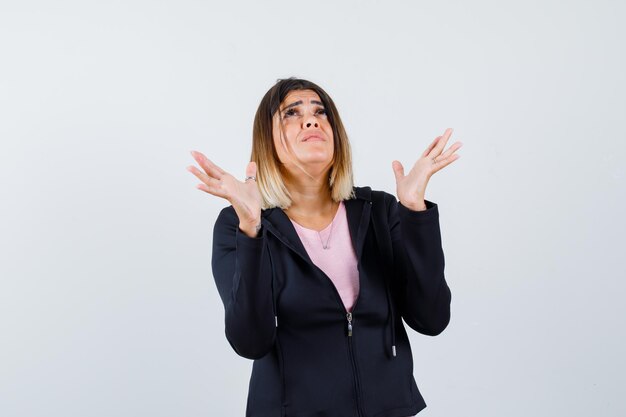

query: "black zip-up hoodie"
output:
211 186 451 417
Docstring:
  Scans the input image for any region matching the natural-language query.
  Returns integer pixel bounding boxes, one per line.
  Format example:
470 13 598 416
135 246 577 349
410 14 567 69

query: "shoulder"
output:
351 185 397 207
213 204 278 239
215 204 278 227
216 205 238 226
213 205 240 244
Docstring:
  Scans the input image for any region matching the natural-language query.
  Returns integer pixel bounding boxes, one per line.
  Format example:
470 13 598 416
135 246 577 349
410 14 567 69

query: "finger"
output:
392 160 404 183
195 182 229 199
190 150 212 166
432 153 461 173
421 136 442 158
186 165 221 187
245 161 257 180
190 150 226 179
439 141 463 160
427 128 453 158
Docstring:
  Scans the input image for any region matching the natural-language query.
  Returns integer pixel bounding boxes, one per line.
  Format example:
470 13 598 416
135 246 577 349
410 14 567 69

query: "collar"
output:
260 186 372 266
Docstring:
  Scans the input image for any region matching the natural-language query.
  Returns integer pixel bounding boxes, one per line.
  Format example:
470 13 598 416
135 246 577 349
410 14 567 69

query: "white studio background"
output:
1 1 624 416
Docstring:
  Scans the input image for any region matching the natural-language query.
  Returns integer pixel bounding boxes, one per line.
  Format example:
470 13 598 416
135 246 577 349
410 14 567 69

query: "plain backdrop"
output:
1 1 625 416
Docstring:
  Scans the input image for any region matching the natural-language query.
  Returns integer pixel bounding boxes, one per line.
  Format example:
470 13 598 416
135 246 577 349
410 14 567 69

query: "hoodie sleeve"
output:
211 206 276 359
386 194 452 336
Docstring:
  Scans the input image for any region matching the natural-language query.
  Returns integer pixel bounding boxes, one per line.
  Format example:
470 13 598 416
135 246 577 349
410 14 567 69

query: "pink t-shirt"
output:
289 201 359 311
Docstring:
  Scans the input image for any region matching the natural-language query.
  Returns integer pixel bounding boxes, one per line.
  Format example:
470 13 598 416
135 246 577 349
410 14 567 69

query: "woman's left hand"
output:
392 128 462 211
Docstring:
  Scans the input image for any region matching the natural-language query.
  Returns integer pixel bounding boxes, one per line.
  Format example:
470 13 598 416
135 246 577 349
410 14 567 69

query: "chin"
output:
299 149 332 161
289 155 333 174
299 157 333 167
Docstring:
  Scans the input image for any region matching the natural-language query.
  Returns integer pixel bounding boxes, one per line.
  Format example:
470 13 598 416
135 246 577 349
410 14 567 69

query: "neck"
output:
282 169 335 217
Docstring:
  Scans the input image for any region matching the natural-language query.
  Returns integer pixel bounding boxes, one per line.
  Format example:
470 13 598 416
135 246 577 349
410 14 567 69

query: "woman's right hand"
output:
187 150 262 237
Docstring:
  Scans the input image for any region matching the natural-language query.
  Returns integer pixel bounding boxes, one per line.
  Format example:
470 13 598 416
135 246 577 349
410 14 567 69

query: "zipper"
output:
346 311 364 417
346 312 353 337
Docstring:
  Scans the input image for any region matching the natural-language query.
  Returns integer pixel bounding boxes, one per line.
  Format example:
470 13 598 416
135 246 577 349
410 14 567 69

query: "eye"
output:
283 108 297 117
316 108 327 115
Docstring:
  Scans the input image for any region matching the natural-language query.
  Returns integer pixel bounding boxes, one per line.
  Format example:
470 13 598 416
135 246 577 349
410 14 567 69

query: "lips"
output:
302 134 324 142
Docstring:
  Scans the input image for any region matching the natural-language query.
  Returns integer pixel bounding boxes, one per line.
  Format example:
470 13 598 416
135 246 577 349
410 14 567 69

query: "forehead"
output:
282 89 322 105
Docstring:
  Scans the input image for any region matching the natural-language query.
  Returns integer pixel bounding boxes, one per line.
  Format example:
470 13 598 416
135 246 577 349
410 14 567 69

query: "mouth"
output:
302 134 325 142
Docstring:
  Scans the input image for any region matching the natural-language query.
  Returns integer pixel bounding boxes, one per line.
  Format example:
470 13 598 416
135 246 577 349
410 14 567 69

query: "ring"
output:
245 176 256 182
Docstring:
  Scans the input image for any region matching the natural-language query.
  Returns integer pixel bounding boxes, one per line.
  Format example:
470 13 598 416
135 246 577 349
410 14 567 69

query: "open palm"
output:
187 151 262 227
392 128 462 210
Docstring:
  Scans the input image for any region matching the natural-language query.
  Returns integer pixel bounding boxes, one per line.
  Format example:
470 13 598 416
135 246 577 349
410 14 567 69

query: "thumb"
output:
392 160 404 183
245 161 257 179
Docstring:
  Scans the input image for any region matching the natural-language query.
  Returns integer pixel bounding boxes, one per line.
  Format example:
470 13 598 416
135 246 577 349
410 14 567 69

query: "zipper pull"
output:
346 312 353 337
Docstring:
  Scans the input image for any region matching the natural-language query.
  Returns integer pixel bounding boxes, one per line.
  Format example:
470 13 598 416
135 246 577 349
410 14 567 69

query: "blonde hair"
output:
251 77 355 209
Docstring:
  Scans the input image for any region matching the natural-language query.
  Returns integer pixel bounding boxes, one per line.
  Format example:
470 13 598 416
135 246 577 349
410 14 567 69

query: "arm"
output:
211 206 276 359
387 194 452 336
388 128 460 335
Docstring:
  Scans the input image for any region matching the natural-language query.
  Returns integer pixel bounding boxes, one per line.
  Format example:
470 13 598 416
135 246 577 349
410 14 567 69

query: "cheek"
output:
325 126 334 145
274 125 297 148
271 124 285 155
272 130 294 163
273 136 286 162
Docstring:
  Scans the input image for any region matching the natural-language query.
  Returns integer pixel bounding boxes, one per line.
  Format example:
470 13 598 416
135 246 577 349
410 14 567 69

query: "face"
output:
272 89 334 176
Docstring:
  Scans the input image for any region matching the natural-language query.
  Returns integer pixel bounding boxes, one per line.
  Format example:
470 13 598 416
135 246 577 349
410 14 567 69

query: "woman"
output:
187 78 462 417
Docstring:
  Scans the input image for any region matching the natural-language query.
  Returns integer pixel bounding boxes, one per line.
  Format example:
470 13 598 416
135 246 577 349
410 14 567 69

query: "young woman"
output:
187 78 462 417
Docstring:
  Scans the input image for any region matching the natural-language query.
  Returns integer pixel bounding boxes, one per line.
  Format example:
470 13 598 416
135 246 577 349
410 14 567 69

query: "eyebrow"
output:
281 100 325 112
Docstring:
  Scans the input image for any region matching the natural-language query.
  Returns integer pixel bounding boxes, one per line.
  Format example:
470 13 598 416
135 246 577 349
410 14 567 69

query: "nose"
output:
303 113 319 129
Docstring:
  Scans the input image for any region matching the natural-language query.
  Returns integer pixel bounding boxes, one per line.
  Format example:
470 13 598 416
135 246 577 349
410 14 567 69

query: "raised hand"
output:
187 151 262 237
391 128 462 211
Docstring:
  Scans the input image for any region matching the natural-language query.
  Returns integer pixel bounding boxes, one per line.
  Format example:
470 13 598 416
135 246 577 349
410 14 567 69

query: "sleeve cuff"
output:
398 199 439 223
235 225 264 248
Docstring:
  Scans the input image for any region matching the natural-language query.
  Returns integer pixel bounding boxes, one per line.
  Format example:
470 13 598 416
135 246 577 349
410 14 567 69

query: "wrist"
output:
401 199 427 212
239 221 262 238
